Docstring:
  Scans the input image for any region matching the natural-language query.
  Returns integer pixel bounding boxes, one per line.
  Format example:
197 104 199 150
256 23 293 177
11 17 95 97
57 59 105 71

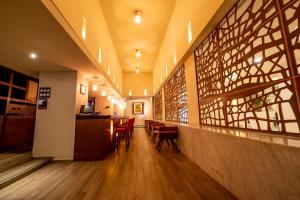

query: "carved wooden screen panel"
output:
282 0 300 75
154 90 163 120
164 65 188 123
195 0 300 136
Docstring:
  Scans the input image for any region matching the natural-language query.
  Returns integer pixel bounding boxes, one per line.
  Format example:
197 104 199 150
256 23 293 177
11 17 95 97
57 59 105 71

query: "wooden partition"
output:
194 0 300 136
164 65 188 123
154 90 163 120
0 65 38 151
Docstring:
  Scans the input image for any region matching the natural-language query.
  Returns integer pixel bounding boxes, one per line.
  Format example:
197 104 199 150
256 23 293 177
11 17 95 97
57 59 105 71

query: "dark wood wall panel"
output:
194 0 300 136
164 65 188 123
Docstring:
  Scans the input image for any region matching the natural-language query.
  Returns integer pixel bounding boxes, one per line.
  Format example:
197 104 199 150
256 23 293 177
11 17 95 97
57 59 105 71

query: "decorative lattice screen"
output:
154 90 163 120
164 65 188 123
194 0 300 135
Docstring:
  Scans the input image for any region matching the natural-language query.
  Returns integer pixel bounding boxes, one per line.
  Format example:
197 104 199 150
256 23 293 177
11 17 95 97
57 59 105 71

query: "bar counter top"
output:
76 114 111 120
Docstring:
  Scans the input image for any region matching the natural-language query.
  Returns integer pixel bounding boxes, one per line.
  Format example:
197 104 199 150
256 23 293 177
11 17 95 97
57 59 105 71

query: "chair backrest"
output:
126 118 135 132
159 126 178 132
125 118 132 131
150 122 159 128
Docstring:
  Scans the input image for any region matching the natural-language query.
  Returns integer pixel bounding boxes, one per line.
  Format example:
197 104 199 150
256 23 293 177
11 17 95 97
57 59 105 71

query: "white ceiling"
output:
99 0 176 72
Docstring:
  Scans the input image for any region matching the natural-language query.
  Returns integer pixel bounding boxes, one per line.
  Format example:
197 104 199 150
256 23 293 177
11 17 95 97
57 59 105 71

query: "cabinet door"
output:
27 80 38 102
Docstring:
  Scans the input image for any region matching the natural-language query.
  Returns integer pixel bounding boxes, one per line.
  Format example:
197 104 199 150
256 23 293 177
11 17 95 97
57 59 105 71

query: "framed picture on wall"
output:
80 84 86 95
132 102 144 114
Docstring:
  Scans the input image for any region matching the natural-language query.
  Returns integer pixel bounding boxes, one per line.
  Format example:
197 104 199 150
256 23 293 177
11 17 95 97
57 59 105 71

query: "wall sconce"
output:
92 84 98 91
134 11 142 24
135 67 140 74
136 49 141 58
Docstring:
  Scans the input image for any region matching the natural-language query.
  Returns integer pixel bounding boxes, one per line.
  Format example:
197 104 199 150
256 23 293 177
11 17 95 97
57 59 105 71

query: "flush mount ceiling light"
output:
92 84 98 91
135 49 141 58
134 11 142 24
29 52 37 59
135 67 140 74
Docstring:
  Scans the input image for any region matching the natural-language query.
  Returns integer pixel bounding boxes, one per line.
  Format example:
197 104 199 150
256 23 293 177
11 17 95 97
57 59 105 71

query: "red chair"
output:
130 117 135 138
115 118 134 151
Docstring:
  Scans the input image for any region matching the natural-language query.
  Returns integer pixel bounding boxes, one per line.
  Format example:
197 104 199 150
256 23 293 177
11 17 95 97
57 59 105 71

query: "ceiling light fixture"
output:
134 11 142 24
135 67 140 74
30 53 37 59
101 90 107 96
135 49 141 58
92 84 98 91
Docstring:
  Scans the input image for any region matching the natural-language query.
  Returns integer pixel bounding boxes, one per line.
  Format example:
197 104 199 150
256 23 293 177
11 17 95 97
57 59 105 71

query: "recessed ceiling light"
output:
135 67 140 74
135 49 141 58
134 11 142 24
101 90 107 96
187 21 193 43
82 16 87 40
173 49 177 64
98 47 102 63
30 53 37 59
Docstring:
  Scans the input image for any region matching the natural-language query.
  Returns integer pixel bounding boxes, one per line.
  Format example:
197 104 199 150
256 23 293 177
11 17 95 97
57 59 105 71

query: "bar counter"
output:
74 114 113 161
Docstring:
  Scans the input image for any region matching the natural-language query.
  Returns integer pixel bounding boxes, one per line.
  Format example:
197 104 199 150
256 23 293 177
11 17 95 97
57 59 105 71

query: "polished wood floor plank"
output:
0 128 236 200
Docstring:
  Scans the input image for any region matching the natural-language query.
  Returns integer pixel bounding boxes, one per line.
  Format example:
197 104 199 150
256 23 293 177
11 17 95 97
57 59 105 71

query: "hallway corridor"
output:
0 128 235 200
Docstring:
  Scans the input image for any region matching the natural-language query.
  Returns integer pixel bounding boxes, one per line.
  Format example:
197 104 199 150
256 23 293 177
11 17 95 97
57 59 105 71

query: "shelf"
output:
0 85 9 97
10 99 37 105
11 88 26 100
12 74 27 88
0 69 10 83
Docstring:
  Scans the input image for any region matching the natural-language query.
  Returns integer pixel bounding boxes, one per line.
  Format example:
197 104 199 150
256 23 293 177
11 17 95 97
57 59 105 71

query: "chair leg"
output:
156 139 161 149
125 132 130 152
158 139 164 152
170 139 179 152
166 139 171 147
151 133 156 142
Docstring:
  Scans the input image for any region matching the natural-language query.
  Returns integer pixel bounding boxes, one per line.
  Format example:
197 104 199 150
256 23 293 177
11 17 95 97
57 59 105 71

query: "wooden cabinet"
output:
0 65 38 114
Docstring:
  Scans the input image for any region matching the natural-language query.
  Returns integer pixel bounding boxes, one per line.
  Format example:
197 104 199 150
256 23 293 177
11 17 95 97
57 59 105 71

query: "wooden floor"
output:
0 128 236 200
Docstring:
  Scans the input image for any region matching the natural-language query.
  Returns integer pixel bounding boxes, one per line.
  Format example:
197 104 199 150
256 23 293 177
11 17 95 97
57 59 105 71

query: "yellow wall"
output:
42 0 122 94
76 72 89 113
153 0 223 92
125 98 153 125
123 72 153 97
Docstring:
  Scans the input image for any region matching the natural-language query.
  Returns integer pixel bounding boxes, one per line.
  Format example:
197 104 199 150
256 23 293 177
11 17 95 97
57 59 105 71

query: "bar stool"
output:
115 118 133 151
